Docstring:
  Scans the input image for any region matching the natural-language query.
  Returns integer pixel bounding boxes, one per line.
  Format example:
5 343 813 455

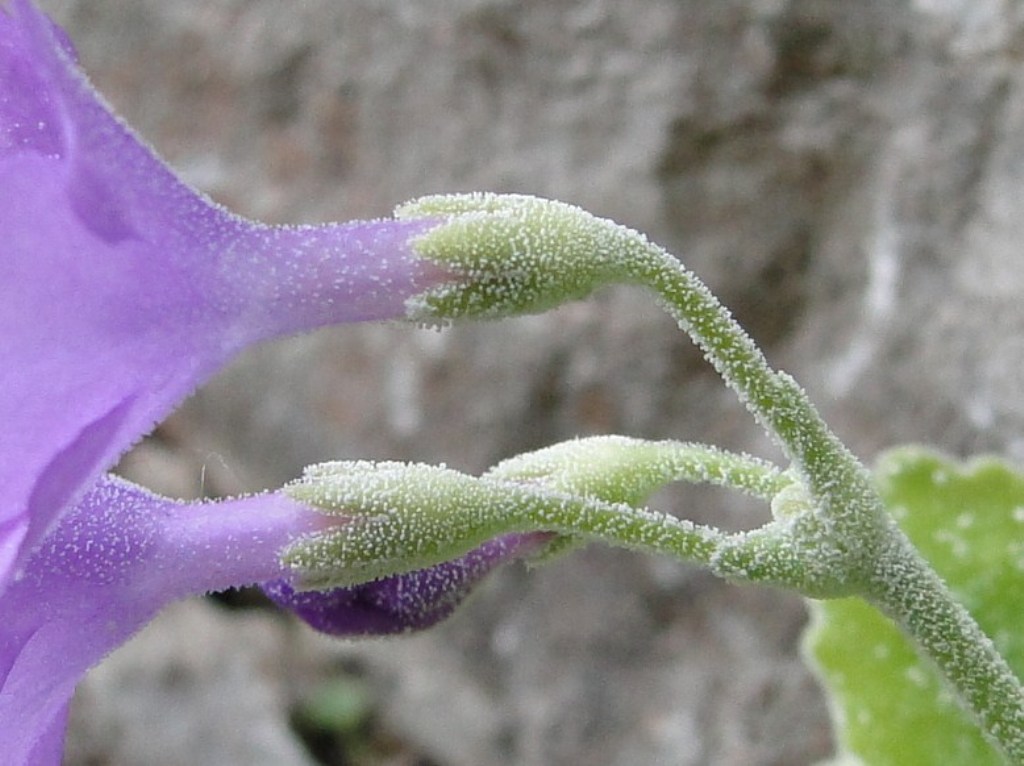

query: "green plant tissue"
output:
804 447 1024 765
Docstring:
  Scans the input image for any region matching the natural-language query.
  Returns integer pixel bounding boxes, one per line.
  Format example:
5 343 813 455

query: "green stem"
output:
622 245 875 522
616 240 1024 763
529 491 723 563
866 525 1024 763
487 437 793 565
401 193 1024 760
286 458 730 589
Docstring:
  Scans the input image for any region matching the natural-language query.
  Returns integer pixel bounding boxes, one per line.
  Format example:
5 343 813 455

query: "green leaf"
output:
804 447 1024 765
294 677 373 736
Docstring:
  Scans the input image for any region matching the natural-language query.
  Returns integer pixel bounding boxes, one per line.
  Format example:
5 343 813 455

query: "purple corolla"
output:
0 2 540 762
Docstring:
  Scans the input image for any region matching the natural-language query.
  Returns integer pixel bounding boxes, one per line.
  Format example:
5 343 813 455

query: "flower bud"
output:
397 193 649 322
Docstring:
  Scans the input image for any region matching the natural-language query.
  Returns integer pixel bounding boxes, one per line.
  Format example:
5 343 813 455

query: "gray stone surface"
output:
64 603 316 766
38 0 1024 763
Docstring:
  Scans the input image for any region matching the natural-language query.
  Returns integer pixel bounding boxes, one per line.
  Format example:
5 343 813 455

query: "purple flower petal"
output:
1 3 537 763
264 533 552 636
0 0 445 591
0 474 325 764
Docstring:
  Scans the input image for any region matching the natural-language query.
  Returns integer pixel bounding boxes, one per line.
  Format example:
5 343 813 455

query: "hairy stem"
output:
286 458 729 589
401 193 1024 760
618 240 1024 762
866 526 1024 763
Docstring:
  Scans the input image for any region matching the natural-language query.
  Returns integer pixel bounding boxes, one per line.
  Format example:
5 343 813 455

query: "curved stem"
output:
622 245 877 523
292 439 793 589
402 193 1024 759
866 527 1024 763
617 240 1024 763
286 465 728 589
528 492 724 563
486 437 794 565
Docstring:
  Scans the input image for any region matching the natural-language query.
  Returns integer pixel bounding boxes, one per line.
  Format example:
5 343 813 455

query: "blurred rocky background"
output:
38 0 1024 763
